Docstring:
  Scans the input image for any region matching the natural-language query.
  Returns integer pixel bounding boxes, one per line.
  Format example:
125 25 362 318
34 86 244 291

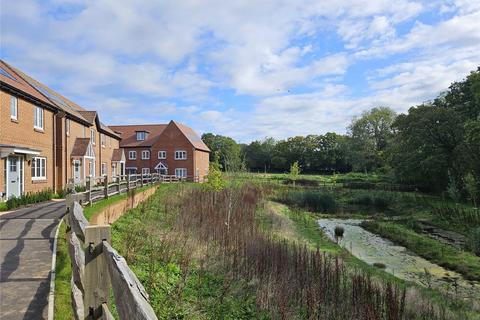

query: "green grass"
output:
361 221 480 282
110 184 268 319
0 202 7 212
53 184 159 319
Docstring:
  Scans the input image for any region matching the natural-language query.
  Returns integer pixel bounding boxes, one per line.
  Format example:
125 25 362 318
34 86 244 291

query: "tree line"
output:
202 68 480 197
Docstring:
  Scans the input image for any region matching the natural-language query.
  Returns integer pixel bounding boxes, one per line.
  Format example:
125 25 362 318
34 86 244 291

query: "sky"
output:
1 0 479 143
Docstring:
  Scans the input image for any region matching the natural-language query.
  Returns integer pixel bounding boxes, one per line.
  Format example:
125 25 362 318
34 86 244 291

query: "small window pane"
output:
10 96 17 119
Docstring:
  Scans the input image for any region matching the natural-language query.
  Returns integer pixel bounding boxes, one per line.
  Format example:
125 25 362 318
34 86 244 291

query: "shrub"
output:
6 189 54 210
334 226 345 238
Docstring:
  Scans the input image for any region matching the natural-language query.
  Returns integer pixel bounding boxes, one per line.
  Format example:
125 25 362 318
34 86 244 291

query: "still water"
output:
317 218 479 298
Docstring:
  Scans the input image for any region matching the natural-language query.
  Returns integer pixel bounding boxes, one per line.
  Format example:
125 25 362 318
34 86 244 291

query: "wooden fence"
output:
67 173 182 206
64 173 169 319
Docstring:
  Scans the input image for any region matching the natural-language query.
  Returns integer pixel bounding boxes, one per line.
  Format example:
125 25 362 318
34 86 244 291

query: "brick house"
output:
0 60 125 200
109 121 210 181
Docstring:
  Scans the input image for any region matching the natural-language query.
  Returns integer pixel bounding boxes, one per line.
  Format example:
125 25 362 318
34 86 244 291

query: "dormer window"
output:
136 131 148 141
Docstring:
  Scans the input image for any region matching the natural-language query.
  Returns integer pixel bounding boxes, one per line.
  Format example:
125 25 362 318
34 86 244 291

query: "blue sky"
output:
1 0 479 142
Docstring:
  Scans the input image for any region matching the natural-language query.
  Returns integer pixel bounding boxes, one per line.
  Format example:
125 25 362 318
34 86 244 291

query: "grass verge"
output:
53 184 159 319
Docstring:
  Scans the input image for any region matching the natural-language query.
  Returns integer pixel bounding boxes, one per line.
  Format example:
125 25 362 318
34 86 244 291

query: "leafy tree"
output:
201 133 243 171
204 162 227 191
243 137 276 172
289 161 300 186
347 107 397 172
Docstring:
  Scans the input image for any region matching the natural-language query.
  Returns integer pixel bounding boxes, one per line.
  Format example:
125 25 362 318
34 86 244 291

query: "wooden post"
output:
104 176 109 199
84 225 111 319
116 176 120 194
127 174 131 192
87 176 92 206
140 173 144 187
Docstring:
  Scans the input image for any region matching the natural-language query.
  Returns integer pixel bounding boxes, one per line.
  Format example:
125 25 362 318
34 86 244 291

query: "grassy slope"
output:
362 221 480 281
111 184 268 319
53 184 158 319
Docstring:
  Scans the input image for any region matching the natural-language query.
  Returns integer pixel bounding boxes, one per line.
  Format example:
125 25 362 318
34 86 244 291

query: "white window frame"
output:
158 151 167 159
129 150 137 160
34 106 44 130
10 96 18 120
31 157 46 180
175 150 187 160
136 131 147 141
66 118 70 136
175 168 187 178
141 150 150 159
101 162 107 176
90 129 96 145
142 168 150 175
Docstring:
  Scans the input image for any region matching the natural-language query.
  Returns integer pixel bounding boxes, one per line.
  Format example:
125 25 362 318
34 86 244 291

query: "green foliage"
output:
347 106 397 172
463 172 478 207
6 189 54 210
389 68 480 194
204 162 227 191
468 227 480 256
289 161 300 185
201 133 244 171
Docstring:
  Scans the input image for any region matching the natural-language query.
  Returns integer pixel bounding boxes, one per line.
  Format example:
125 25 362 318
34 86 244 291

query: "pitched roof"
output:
109 121 210 152
109 124 168 147
71 138 92 157
0 61 54 108
1 60 120 139
173 121 210 152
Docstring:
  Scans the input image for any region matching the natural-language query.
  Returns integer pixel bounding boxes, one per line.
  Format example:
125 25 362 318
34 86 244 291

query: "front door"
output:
7 156 21 198
73 160 81 184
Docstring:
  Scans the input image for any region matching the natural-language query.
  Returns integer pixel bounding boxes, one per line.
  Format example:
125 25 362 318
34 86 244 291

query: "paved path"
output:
0 200 65 320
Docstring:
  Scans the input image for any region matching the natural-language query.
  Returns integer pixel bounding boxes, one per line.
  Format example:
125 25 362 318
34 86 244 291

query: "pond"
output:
317 218 480 299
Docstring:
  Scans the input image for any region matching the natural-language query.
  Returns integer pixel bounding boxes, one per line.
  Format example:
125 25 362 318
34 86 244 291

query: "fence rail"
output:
65 174 163 319
67 173 184 206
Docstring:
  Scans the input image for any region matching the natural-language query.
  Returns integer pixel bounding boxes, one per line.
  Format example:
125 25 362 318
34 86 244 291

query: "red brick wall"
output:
1 90 56 196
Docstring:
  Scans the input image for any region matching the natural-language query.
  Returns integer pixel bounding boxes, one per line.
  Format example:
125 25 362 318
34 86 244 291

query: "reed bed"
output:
155 183 451 319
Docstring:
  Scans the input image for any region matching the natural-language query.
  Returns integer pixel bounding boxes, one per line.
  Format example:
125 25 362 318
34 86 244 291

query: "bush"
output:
6 189 54 210
283 178 320 187
348 193 392 211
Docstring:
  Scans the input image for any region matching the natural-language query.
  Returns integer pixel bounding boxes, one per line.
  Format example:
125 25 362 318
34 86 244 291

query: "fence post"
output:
104 176 109 199
116 176 120 194
127 174 131 192
84 225 111 319
140 173 144 187
87 176 92 206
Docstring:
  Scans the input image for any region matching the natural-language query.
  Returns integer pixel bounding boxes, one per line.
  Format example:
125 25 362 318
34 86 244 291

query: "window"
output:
129 151 137 160
10 158 17 172
126 167 137 174
10 96 17 120
158 151 167 159
101 134 106 147
31 157 46 180
66 119 70 136
142 168 150 175
34 106 44 130
175 168 187 178
90 129 96 144
175 150 187 160
142 150 150 159
101 163 107 176
136 131 147 141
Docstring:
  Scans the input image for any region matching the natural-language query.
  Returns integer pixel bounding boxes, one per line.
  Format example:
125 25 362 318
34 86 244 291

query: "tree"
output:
204 162 227 191
201 133 243 171
289 161 300 187
347 107 397 172
243 137 276 172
